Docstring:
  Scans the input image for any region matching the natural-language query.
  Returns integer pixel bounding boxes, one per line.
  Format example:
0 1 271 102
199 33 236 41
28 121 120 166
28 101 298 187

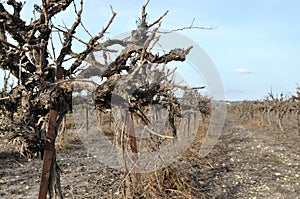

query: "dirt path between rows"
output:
1 114 300 198
214 115 300 198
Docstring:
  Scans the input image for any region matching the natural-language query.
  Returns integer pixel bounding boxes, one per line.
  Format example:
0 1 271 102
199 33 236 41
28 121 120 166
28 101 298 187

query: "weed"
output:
261 152 281 164
57 160 65 167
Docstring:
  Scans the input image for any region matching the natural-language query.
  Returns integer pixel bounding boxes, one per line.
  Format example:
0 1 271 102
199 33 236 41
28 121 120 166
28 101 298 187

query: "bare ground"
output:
1 113 300 198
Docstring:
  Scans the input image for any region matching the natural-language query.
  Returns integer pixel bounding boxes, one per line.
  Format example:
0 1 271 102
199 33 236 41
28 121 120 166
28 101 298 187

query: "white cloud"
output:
235 68 253 74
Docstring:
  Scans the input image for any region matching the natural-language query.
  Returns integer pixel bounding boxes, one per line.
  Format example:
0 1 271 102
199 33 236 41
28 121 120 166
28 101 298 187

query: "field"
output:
1 1 299 198
1 111 300 198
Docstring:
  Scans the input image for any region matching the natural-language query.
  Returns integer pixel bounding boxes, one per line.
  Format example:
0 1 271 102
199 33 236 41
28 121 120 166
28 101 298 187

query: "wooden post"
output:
38 63 64 199
126 112 141 183
38 110 58 199
86 104 89 131
109 110 112 128
187 114 190 135
297 111 300 137
99 111 102 126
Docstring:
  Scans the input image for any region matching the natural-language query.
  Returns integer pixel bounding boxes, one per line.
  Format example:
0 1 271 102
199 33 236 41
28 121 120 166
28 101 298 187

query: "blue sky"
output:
1 0 300 101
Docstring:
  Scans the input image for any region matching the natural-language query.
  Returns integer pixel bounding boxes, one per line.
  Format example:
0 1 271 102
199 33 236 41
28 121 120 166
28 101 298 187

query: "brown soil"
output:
1 113 300 198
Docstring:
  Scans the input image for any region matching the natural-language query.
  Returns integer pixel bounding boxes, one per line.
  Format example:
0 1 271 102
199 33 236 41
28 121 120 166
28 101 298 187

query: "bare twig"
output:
148 10 169 28
140 24 161 63
0 38 29 52
52 25 91 47
159 18 215 33
66 6 117 76
144 126 175 139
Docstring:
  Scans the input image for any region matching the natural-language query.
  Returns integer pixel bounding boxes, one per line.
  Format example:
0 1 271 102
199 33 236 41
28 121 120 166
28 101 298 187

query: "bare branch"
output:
140 24 161 63
0 38 29 52
56 0 83 68
66 6 117 76
159 18 216 33
148 10 169 28
144 126 175 139
141 0 151 26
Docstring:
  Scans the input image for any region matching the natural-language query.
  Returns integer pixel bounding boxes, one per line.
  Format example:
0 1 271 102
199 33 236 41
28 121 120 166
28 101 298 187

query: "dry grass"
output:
127 124 212 198
247 119 268 127
55 129 82 150
132 165 195 199
55 117 213 198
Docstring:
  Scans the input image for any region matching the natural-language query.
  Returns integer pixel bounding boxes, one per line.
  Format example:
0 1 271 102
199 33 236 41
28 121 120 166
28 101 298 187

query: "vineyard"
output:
1 88 300 198
230 88 300 134
0 0 300 198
